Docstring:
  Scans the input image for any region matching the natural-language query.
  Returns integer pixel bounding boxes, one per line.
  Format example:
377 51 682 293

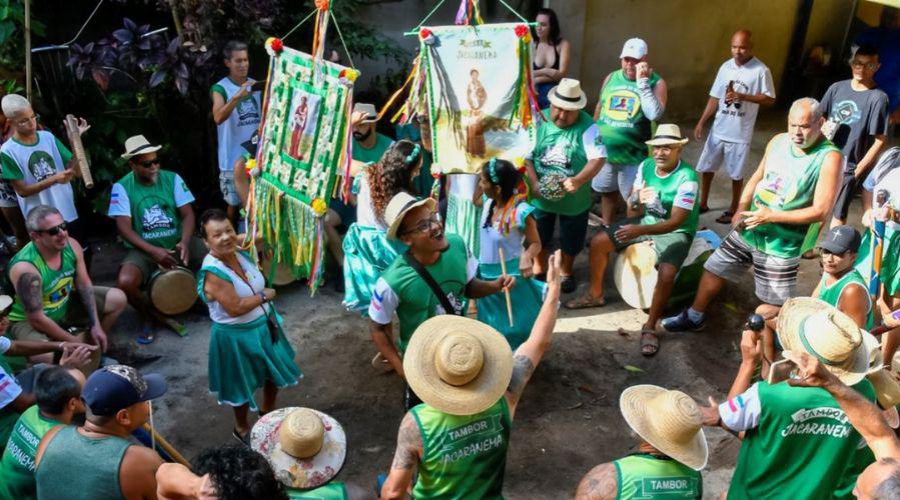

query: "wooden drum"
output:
148 266 198 315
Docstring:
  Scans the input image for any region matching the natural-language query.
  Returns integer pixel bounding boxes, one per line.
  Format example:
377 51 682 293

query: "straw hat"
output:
619 385 708 471
250 407 346 490
384 192 437 240
861 330 900 408
0 295 13 315
352 103 378 124
645 124 689 147
404 315 513 416
776 297 870 385
548 78 587 110
613 241 658 309
121 135 162 159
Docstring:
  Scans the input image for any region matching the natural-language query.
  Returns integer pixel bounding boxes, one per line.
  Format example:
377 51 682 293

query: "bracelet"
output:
258 292 268 304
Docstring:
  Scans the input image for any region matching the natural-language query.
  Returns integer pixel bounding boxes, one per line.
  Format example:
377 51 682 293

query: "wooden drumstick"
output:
63 114 93 188
498 247 513 328
142 423 191 468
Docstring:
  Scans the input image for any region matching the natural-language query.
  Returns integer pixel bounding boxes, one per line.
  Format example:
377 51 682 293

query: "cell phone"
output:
251 80 267 92
767 358 798 385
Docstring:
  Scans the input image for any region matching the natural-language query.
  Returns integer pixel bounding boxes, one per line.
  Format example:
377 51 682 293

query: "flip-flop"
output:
564 294 607 310
640 329 660 357
232 428 249 446
715 211 734 224
371 352 395 373
136 325 155 345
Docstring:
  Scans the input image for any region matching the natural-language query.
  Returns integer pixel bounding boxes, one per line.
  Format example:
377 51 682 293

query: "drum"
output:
148 266 198 315
260 256 296 286
614 229 721 309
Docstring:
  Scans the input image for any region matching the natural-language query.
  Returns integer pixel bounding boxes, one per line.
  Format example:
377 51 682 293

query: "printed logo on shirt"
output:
633 476 700 497
832 100 862 126
537 141 574 177
0 372 11 393
438 414 505 464
110 191 122 209
756 168 800 208
141 204 175 234
236 97 261 127
45 276 74 310
602 88 640 123
27 151 56 182
434 291 464 316
721 80 750 117
780 406 853 438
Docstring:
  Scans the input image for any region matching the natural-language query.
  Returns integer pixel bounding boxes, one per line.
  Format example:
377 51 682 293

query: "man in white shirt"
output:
694 30 776 224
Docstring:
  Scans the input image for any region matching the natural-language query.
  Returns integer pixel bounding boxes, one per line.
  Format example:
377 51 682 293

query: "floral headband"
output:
405 143 421 165
488 157 500 184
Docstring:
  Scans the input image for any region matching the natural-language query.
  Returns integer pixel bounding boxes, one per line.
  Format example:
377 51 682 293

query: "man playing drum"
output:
109 135 206 343
6 206 126 369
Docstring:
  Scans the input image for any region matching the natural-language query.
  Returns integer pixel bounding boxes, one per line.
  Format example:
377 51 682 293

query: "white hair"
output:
1 94 31 118
789 97 823 121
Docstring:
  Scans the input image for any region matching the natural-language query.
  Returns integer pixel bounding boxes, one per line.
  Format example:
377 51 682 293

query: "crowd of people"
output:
0 6 898 499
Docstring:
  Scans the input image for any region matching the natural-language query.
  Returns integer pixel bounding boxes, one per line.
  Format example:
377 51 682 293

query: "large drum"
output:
260 256 296 286
614 229 721 309
148 266 198 315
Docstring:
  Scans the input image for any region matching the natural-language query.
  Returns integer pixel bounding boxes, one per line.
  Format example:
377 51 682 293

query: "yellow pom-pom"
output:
311 198 328 216
245 159 257 172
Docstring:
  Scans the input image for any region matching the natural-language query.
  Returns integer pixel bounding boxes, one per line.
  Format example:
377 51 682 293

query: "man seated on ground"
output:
34 365 167 499
663 97 842 333
0 366 85 499
369 192 513 410
566 124 699 357
699 299 876 499
785 350 900 498
574 385 705 499
380 251 561 499
7 206 125 370
109 135 206 343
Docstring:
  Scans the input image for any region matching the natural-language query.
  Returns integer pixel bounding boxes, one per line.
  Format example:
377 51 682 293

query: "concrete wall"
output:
804 0 856 57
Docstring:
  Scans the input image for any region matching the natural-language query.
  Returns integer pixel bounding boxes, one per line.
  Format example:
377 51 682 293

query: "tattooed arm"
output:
70 239 107 351
574 463 618 500
505 250 562 418
9 262 78 343
381 412 423 500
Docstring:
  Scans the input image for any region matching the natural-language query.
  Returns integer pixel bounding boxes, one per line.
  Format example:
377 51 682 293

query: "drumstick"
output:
63 114 93 188
142 423 191 468
498 248 513 328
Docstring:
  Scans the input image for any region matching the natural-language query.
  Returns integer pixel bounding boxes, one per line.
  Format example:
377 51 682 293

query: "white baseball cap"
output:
620 38 648 59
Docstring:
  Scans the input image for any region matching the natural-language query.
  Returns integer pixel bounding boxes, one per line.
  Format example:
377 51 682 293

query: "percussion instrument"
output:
537 173 566 201
63 114 93 188
148 266 198 315
260 256 296 286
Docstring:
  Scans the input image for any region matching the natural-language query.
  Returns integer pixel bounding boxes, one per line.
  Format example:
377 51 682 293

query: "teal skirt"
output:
446 194 482 257
477 259 546 350
342 224 407 314
856 228 900 296
208 313 302 411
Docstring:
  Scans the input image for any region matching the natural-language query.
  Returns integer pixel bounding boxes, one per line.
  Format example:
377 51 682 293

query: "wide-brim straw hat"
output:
250 407 347 490
384 192 437 240
862 330 900 408
121 134 162 159
776 297 870 386
619 385 708 471
404 315 513 416
645 124 689 146
548 78 587 110
613 241 658 309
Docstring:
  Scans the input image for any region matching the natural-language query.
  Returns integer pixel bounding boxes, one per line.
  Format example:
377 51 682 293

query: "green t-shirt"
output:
411 398 511 499
108 170 195 250
817 268 873 330
635 158 700 235
353 133 393 165
727 380 876 500
740 134 839 259
0 406 62 500
287 482 347 499
529 109 604 216
8 242 77 323
597 69 661 165
613 453 702 499
369 234 475 353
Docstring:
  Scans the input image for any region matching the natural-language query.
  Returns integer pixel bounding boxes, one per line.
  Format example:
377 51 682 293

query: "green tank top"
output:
613 453 702 499
288 482 347 499
410 398 511 499
0 406 62 500
834 440 875 499
116 170 183 249
817 269 873 330
638 158 700 235
8 242 77 322
727 380 876 500
35 426 131 500
740 134 839 259
530 109 597 215
598 70 661 165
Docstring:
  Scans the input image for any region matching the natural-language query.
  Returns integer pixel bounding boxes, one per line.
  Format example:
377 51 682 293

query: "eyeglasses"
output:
849 60 878 70
15 114 38 127
401 213 441 235
138 159 160 168
37 222 67 236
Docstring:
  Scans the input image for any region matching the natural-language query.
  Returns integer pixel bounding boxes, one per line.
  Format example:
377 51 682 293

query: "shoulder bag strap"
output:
402 250 459 315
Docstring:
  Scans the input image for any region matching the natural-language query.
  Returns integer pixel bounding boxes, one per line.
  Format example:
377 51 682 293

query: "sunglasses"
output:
138 158 160 168
37 222 68 236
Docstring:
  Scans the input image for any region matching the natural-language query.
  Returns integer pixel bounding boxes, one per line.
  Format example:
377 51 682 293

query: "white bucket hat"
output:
384 192 437 240
645 124 689 146
352 103 378 124
548 78 587 111
121 135 162 159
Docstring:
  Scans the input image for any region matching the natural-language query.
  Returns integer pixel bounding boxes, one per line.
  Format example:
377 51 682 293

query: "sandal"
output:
371 352 395 373
232 428 249 446
564 294 607 310
715 211 734 224
136 324 155 345
640 329 660 357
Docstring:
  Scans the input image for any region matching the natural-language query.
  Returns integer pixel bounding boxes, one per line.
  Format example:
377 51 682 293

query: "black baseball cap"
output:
819 225 862 254
81 365 167 416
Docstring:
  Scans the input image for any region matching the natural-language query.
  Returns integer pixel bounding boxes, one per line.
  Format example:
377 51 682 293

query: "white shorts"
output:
696 134 750 181
591 163 639 198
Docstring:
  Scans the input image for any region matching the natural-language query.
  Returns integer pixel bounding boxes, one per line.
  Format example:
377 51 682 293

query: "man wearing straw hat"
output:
33 364 168 499
566 124 699 357
574 385 705 499
369 192 514 409
379 252 561 499
698 298 876 498
664 97 843 332
523 77 606 293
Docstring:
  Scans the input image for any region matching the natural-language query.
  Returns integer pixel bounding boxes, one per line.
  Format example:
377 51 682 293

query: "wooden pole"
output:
142 423 191 468
498 247 513 328
24 0 32 100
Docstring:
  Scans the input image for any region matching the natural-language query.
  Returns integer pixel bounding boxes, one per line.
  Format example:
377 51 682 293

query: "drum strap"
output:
403 250 462 316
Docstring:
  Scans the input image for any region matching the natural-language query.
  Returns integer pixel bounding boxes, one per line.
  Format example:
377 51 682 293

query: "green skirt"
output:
477 259 546 351
342 224 407 314
208 313 302 411
856 228 900 296
445 193 482 257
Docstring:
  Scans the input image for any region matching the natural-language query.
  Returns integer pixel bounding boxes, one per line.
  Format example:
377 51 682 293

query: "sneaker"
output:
561 275 577 294
661 310 705 332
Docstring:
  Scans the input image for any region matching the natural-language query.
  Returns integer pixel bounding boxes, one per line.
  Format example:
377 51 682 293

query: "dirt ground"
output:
84 110 875 498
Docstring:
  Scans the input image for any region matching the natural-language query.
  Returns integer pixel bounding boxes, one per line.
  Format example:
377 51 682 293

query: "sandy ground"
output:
85 110 874 498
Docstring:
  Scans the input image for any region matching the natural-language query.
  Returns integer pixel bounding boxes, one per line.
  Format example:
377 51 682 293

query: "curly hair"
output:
193 445 287 500
368 139 422 224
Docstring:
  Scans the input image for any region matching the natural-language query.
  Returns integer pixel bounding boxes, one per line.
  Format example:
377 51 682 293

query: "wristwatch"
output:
258 292 268 304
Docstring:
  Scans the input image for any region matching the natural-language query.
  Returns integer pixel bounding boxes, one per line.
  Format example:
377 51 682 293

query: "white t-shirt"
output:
709 57 775 144
106 173 195 217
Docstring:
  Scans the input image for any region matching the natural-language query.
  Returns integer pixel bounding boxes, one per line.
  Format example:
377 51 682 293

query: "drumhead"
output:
613 242 658 310
149 267 198 315
260 257 296 286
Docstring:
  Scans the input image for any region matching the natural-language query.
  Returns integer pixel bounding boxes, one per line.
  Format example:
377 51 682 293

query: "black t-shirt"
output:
820 80 889 172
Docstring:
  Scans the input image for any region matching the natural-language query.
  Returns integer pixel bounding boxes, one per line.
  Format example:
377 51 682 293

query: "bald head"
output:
731 30 754 65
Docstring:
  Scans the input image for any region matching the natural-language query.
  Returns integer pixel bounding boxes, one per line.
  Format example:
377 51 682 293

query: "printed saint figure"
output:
466 69 487 157
289 95 309 160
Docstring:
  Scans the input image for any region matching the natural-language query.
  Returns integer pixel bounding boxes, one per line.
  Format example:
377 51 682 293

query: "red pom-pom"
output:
315 0 329 10
270 38 283 53
419 28 433 40
514 25 529 38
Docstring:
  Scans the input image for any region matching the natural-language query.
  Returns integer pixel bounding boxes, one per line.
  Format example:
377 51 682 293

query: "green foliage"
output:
0 0 47 68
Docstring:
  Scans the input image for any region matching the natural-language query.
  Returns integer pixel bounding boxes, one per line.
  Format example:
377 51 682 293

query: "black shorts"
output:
832 172 859 221
534 209 589 258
